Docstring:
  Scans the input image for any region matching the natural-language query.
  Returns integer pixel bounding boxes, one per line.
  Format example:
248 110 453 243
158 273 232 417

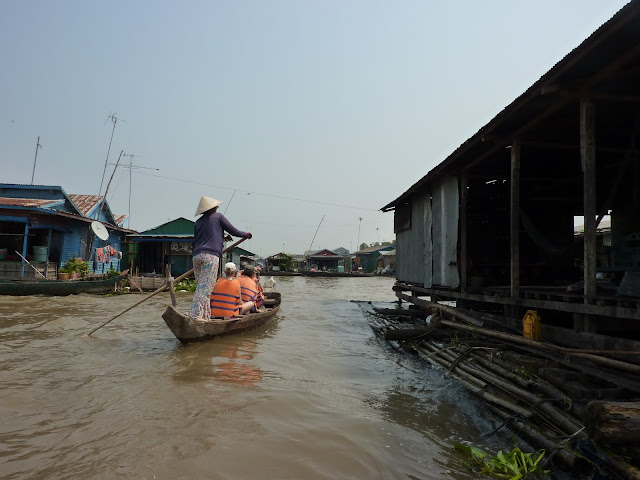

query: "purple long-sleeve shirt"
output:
193 211 248 257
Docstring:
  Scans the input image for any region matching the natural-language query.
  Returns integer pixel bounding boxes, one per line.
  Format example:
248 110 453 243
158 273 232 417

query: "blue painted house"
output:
0 183 134 279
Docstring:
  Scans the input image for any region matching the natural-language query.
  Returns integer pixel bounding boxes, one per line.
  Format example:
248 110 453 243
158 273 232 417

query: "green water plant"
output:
174 278 197 292
455 443 549 479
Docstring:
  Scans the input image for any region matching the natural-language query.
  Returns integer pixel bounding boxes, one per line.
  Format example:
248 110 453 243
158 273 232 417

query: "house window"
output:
394 203 411 233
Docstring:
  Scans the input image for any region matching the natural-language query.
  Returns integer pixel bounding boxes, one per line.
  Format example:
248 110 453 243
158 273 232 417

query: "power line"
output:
133 170 379 212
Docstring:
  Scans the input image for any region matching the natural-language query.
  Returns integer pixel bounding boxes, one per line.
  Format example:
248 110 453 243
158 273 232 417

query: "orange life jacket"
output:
238 275 259 304
210 278 242 317
255 281 264 308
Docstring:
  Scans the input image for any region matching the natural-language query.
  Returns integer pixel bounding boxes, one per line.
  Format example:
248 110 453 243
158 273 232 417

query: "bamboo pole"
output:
436 318 640 375
86 237 247 336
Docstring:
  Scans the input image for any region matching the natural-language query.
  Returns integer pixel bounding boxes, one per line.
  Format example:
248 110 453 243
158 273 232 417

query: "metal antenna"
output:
99 113 125 196
110 154 158 229
30 136 42 185
308 215 325 254
223 190 237 215
357 217 363 249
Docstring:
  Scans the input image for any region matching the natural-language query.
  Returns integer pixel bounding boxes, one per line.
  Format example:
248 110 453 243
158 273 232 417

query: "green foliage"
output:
60 257 89 275
106 264 121 279
279 253 294 272
455 444 549 479
174 278 197 292
359 242 367 250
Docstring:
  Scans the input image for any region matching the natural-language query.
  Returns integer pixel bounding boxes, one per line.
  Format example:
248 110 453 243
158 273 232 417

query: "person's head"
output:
242 265 256 278
224 262 237 277
255 265 262 277
195 196 223 216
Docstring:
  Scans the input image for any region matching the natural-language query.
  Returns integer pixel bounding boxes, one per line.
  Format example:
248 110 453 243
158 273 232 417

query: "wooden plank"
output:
393 283 640 321
511 140 521 299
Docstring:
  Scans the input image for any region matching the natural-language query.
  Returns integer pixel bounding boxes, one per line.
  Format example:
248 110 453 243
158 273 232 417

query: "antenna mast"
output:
99 113 124 196
308 215 325 254
30 136 42 185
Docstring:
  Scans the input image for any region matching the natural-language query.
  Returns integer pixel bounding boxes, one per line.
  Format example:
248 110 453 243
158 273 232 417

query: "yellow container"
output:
522 310 542 341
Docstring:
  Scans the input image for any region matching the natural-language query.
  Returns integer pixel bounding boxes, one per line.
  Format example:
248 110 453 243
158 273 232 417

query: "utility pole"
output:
30 136 42 185
357 217 362 249
376 227 379 245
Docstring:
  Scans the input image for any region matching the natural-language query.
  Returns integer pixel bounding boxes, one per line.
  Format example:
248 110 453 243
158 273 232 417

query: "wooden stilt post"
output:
510 140 521 301
581 99 597 333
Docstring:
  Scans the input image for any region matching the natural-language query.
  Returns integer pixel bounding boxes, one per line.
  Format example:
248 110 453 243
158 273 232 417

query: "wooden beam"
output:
581 100 597 301
462 42 640 175
511 141 521 299
392 286 640 321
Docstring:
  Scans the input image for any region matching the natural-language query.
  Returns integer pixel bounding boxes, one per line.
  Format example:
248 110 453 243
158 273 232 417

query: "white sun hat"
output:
224 262 236 272
195 196 223 215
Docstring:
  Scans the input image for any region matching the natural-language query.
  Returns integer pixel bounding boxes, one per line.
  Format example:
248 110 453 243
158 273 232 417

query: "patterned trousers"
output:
189 253 220 319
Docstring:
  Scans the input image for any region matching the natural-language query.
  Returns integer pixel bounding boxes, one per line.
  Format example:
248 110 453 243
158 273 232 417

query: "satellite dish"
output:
91 221 109 240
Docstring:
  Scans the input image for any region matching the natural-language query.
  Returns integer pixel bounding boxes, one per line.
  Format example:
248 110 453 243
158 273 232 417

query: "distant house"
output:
333 247 350 256
353 245 395 273
126 217 254 276
0 183 132 279
376 248 396 274
306 249 343 271
265 252 288 272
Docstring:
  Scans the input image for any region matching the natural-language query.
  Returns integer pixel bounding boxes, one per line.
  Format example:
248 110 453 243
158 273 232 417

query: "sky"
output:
0 0 630 257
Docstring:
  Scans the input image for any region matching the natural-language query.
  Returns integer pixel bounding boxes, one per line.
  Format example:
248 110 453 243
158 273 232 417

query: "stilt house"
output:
381 1 640 349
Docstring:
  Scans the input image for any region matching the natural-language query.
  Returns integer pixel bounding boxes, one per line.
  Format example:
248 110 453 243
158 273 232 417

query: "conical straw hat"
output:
195 196 223 215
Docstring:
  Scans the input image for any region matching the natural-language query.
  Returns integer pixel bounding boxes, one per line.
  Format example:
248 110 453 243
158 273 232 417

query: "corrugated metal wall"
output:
395 177 460 288
396 191 428 284
61 226 122 273
432 176 460 287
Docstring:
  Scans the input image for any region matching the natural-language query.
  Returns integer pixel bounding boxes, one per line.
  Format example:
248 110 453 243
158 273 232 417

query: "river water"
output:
1 276 508 479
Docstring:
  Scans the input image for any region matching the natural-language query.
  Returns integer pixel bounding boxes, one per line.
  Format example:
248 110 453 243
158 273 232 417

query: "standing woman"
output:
190 196 252 320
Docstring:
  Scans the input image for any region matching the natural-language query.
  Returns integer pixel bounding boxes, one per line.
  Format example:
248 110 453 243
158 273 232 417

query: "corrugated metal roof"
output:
381 0 640 211
355 245 395 254
114 214 128 226
0 197 57 208
67 194 101 216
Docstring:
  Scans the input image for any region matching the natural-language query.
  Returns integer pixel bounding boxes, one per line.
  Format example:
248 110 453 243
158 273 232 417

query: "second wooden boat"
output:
0 271 129 296
162 292 282 343
299 270 374 277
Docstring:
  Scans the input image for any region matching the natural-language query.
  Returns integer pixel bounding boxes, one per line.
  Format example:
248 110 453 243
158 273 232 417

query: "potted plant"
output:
59 257 89 280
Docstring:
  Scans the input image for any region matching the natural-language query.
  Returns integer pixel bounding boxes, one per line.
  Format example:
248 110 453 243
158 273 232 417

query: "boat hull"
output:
162 293 281 343
0 273 129 296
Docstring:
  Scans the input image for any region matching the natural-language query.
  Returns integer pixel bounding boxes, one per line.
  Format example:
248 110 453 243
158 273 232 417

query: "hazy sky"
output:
1 1 629 257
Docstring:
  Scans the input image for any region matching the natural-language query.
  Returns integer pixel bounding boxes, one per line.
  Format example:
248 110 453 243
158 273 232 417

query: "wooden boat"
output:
299 270 374 278
0 271 129 296
162 292 282 343
261 271 302 276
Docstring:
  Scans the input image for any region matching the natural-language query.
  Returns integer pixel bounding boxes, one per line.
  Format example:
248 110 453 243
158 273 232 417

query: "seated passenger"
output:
238 265 262 311
210 262 254 318
254 265 265 309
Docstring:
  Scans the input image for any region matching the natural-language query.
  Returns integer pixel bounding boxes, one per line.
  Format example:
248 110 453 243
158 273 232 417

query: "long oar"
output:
86 237 248 336
15 250 47 279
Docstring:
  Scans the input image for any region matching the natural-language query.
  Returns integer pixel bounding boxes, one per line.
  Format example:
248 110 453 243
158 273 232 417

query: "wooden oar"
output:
15 250 47 279
86 237 248 336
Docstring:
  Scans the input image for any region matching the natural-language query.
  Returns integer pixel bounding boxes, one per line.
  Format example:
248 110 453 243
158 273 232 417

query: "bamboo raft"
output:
367 302 640 480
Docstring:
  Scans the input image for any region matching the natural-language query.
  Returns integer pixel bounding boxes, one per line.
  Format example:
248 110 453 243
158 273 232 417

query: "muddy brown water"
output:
1 276 510 479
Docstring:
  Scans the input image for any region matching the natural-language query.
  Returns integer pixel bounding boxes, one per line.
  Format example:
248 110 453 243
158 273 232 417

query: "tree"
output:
280 253 294 272
359 243 367 250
